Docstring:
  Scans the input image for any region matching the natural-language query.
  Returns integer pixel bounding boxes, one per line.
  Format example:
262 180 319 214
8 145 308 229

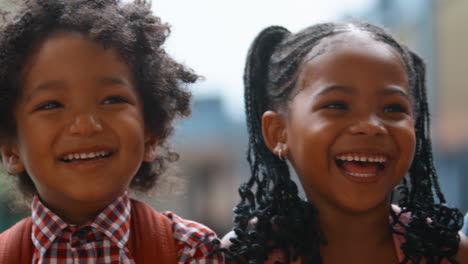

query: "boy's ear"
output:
143 134 158 162
262 110 288 157
0 143 25 174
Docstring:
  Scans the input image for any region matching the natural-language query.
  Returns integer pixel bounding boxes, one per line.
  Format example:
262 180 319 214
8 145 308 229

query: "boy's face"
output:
1 31 157 222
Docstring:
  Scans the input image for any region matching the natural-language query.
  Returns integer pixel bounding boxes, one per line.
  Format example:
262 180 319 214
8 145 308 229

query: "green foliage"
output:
0 169 25 232
0 1 19 22
0 1 17 11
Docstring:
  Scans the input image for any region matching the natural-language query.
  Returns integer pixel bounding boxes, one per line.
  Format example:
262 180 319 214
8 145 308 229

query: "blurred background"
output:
0 0 467 236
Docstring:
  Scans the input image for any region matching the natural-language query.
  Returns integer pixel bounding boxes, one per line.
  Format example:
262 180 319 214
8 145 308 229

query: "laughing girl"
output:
223 22 468 264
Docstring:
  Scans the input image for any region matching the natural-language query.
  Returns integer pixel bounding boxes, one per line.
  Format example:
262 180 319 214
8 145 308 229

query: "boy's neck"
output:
37 192 125 225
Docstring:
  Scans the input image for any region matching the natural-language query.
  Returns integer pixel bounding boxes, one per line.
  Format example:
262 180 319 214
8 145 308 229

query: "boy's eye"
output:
36 101 63 111
323 101 347 110
383 104 408 114
103 96 128 104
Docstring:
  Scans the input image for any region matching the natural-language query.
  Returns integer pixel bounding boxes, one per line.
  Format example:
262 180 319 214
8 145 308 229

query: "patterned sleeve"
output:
162 211 225 264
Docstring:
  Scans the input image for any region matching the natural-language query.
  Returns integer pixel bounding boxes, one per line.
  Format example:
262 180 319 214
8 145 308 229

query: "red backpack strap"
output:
127 199 177 264
0 217 34 264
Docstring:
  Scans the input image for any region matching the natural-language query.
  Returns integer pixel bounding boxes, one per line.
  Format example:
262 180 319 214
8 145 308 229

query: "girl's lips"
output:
334 152 389 184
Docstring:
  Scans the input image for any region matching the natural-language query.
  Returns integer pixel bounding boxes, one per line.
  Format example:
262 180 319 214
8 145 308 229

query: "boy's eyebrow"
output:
98 76 132 87
26 80 65 102
25 77 132 102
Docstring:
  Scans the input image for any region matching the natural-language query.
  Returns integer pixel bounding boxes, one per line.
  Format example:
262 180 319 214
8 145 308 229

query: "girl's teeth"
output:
348 172 376 177
336 155 387 163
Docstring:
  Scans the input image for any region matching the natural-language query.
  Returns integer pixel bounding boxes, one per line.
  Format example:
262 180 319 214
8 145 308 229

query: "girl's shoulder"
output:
457 233 468 262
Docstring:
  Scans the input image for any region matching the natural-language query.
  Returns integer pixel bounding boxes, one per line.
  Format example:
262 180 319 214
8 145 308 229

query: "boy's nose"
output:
349 114 388 136
68 113 103 136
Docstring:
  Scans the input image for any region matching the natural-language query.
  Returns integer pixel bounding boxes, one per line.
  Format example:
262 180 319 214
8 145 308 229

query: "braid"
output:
228 21 463 264
391 51 462 264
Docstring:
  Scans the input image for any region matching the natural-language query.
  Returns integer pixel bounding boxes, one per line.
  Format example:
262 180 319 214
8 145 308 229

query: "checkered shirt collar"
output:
31 192 131 254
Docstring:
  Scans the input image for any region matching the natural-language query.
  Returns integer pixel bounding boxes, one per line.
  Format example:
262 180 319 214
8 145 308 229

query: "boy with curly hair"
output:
0 0 224 263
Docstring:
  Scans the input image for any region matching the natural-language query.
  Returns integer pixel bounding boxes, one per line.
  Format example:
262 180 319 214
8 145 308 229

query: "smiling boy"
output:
0 1 224 263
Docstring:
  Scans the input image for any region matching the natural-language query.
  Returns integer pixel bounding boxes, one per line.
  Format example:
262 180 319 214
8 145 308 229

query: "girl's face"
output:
1 31 157 221
268 32 415 213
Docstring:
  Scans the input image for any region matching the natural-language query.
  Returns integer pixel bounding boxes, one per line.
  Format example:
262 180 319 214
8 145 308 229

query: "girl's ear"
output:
0 143 25 174
143 134 158 162
262 110 288 157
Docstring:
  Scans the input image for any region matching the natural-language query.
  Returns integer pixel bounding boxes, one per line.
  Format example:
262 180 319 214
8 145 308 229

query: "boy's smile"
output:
3 31 157 223
57 146 115 173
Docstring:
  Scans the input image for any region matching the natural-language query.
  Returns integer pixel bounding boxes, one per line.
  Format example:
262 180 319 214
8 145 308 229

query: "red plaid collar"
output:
31 192 131 254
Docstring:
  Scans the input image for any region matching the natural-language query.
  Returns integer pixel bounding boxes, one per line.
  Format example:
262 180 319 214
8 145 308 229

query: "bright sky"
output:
124 0 375 119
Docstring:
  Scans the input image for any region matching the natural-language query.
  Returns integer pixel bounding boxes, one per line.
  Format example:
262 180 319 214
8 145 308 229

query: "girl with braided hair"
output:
0 0 224 263
222 22 468 264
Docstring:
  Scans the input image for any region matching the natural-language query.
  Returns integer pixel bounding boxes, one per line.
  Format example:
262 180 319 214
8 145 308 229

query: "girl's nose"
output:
349 114 388 136
68 113 103 136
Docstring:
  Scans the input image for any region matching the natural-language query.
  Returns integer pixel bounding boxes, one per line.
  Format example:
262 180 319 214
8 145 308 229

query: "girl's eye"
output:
383 104 409 114
36 101 62 111
323 101 347 110
103 96 128 104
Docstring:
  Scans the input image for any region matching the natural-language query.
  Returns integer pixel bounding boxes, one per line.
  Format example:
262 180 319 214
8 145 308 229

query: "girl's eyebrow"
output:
382 85 409 99
316 85 355 96
315 85 409 99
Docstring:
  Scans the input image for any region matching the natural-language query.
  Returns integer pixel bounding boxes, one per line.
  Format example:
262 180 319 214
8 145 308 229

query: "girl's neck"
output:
318 202 391 243
315 201 398 263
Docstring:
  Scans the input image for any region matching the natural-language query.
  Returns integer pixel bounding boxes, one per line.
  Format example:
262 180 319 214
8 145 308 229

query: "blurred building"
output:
436 0 468 151
434 0 468 212
142 95 249 235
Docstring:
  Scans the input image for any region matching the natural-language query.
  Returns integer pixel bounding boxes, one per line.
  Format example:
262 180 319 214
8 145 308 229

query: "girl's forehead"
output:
294 31 410 96
304 31 403 65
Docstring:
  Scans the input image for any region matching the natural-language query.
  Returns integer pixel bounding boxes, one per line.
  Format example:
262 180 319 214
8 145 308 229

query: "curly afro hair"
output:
0 0 198 198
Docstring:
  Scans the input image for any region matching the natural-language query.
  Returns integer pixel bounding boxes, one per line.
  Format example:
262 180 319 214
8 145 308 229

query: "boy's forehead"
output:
19 31 138 97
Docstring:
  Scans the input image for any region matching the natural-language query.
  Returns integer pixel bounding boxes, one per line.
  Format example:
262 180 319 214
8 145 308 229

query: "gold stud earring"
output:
277 149 286 161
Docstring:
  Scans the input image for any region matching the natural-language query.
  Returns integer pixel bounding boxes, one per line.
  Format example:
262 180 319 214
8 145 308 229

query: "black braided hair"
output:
0 0 198 198
227 22 463 264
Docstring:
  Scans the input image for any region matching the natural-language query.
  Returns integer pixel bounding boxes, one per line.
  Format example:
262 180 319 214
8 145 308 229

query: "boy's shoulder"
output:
161 211 223 262
130 199 224 263
0 216 32 243
0 217 33 264
162 211 219 244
